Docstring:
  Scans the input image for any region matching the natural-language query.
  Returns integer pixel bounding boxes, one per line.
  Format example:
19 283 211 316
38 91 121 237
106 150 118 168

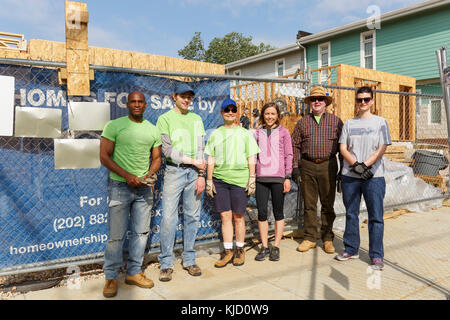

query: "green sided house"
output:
226 0 450 143
297 0 450 143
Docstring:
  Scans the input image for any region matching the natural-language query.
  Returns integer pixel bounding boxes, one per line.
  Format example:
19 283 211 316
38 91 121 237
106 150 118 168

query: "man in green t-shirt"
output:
156 83 206 282
100 91 162 298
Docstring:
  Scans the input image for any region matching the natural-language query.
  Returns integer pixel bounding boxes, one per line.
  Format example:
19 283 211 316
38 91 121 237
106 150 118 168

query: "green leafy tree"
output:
179 32 275 64
177 32 205 61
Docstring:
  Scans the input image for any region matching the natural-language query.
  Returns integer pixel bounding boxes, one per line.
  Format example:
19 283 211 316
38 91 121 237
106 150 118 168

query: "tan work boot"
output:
233 247 245 266
103 279 118 298
323 240 335 254
214 249 234 268
297 240 317 252
125 272 154 289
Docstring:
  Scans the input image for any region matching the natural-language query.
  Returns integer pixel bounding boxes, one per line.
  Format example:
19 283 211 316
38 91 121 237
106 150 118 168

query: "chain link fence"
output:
0 58 448 277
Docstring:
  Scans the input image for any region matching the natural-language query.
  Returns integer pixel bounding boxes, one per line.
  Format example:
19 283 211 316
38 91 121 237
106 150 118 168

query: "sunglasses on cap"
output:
310 97 326 102
356 97 372 103
223 106 238 113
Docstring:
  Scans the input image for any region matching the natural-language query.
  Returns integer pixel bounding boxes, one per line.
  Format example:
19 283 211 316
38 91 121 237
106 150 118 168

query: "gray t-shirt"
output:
339 115 392 178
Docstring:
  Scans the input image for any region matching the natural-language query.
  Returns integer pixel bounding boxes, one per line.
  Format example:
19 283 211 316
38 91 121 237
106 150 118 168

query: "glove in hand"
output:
351 162 373 180
140 173 158 186
206 180 216 198
292 168 301 184
245 176 256 196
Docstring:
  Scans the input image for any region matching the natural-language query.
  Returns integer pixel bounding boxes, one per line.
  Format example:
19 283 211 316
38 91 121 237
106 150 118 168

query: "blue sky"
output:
0 0 425 58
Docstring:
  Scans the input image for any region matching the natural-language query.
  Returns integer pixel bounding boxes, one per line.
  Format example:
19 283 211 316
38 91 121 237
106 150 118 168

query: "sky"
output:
0 0 426 59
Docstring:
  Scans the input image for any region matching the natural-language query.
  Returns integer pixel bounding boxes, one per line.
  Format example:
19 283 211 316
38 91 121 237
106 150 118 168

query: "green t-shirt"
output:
205 126 260 188
156 109 205 160
101 116 162 182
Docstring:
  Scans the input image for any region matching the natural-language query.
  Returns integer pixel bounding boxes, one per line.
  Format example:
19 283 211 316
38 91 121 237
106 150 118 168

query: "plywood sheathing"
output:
336 64 416 142
65 1 90 96
0 39 225 75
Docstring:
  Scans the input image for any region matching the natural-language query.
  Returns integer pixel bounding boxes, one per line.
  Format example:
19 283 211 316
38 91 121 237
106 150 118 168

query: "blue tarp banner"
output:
0 65 229 269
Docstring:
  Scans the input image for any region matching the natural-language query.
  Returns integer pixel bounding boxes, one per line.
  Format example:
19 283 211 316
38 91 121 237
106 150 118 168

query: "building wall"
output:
416 83 447 141
305 5 450 82
226 50 303 78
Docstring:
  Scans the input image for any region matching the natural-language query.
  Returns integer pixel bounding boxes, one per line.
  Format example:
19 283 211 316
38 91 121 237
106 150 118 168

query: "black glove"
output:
292 167 300 184
361 167 374 180
351 162 373 180
336 172 342 193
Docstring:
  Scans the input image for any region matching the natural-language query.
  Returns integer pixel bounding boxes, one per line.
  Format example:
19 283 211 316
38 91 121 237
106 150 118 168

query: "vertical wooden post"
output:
65 0 90 96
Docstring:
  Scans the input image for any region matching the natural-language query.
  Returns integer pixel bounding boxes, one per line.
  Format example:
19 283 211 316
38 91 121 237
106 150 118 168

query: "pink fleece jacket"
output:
254 125 293 178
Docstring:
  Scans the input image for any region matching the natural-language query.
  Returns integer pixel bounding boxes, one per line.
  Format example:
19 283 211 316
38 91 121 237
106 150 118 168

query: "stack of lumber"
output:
384 145 407 162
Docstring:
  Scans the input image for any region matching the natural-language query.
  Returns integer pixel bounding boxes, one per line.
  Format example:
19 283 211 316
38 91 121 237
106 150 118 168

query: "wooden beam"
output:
65 0 90 96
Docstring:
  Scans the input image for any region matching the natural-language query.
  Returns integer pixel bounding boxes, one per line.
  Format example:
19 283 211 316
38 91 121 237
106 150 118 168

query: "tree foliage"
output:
178 32 275 64
177 32 206 61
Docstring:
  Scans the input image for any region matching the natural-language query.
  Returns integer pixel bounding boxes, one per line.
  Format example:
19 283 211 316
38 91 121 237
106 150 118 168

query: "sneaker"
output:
125 272 154 288
269 246 280 261
254 246 270 261
370 258 384 270
335 251 359 261
183 264 202 276
159 268 173 282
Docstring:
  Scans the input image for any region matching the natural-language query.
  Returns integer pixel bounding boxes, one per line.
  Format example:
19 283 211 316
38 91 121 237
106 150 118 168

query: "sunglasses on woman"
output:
223 107 238 113
356 97 372 103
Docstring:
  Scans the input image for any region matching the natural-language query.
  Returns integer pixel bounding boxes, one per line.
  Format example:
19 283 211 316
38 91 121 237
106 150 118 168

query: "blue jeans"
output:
103 180 153 279
158 166 201 269
341 176 386 260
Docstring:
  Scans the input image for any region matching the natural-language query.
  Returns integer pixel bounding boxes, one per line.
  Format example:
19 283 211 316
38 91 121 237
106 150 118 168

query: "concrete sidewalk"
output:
9 206 450 300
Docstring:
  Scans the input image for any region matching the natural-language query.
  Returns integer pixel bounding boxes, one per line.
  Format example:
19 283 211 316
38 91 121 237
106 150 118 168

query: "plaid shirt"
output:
292 112 343 168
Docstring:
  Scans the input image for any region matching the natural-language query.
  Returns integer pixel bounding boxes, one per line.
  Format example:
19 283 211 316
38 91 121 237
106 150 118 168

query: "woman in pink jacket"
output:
253 102 293 261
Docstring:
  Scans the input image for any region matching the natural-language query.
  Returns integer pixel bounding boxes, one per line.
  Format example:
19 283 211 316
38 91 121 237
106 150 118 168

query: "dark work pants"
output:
300 157 338 242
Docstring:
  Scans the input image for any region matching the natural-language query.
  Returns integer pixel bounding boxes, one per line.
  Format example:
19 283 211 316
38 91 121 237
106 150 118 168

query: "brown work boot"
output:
296 240 317 252
103 279 118 298
159 268 173 282
233 247 245 266
323 240 335 254
125 272 154 288
214 249 234 268
184 264 202 276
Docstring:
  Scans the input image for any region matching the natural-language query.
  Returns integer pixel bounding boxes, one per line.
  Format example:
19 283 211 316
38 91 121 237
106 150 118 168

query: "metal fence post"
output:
436 47 450 189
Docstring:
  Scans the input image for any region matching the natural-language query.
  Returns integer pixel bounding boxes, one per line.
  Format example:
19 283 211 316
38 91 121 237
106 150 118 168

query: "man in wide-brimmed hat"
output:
291 85 343 255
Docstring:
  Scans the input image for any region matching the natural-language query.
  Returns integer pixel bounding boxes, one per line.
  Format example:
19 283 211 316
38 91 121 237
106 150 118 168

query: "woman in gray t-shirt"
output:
335 86 391 271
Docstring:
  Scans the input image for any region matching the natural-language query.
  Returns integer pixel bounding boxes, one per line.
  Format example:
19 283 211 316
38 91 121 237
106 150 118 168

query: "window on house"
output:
318 42 330 83
430 99 442 124
233 70 241 97
275 59 285 77
361 31 376 69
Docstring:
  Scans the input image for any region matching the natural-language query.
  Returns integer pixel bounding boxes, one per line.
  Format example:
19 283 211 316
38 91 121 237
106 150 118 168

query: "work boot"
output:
296 240 317 252
323 241 335 254
103 279 118 298
159 268 173 282
125 272 154 288
184 264 202 276
233 247 245 266
214 249 234 268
